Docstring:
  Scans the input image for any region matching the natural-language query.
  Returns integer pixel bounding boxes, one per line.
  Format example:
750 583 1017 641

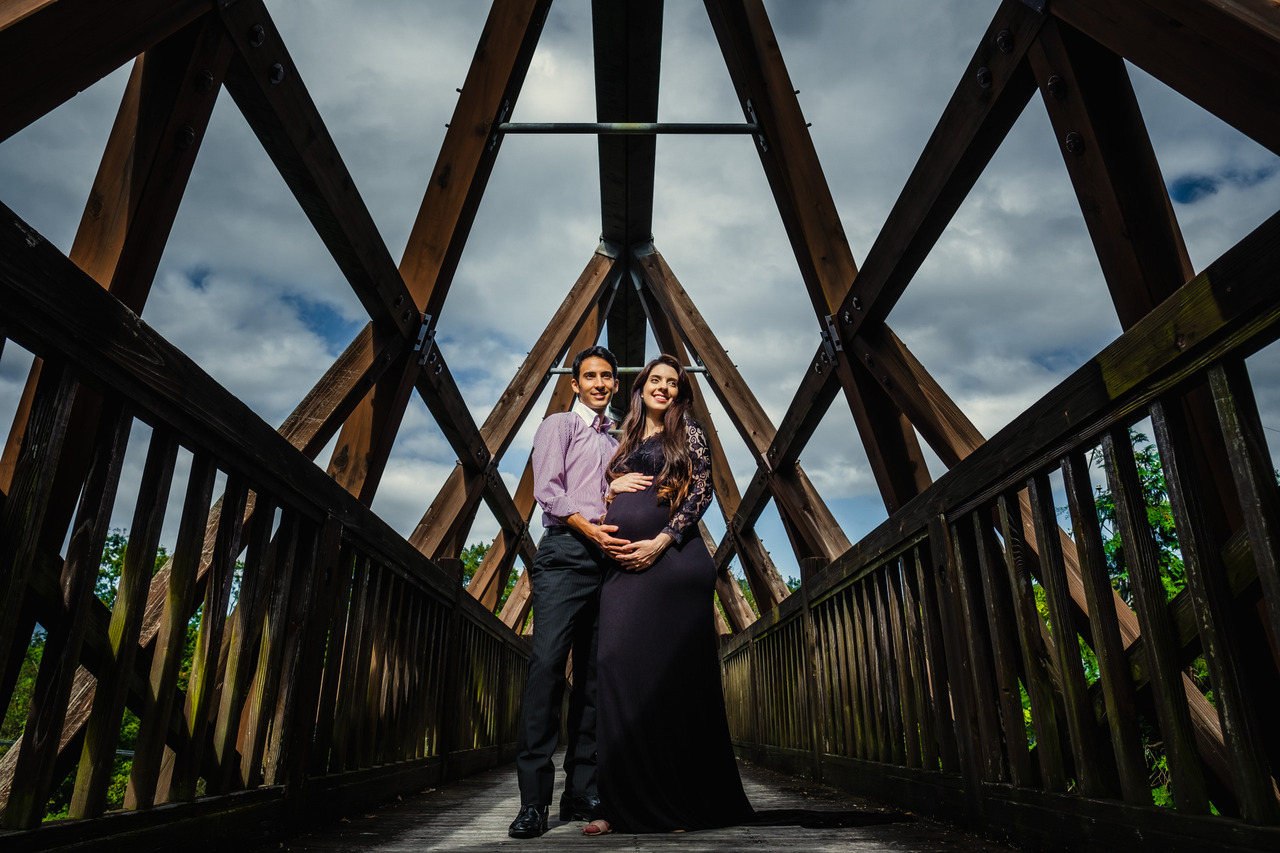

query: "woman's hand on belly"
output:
608 472 653 499
614 531 674 572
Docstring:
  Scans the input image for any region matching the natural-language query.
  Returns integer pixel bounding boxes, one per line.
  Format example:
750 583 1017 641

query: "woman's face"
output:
641 363 680 415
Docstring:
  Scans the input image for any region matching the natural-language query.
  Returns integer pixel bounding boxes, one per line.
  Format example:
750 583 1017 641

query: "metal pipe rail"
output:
722 210 1280 853
546 365 708 374
497 122 759 135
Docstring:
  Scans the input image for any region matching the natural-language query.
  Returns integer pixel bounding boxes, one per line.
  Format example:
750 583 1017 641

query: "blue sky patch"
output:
1031 346 1092 374
1169 174 1220 204
1169 164 1278 204
187 265 211 291
282 294 362 350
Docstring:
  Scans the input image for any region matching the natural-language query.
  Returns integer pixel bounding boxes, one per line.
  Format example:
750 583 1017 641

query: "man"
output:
508 345 627 839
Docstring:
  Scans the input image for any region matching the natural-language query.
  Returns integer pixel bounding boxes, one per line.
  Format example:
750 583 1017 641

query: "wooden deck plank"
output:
253 757 1013 852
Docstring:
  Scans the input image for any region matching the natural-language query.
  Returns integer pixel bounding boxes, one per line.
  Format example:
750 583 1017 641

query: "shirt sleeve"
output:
531 414 575 522
662 419 714 544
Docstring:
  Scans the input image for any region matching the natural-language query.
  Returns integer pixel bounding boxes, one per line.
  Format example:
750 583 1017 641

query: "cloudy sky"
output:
1 1 1277 584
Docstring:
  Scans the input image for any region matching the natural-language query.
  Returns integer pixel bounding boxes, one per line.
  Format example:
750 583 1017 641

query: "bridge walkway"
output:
254 758 1013 853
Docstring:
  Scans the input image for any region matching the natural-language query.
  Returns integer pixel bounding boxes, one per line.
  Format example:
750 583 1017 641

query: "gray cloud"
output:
1 0 1276 582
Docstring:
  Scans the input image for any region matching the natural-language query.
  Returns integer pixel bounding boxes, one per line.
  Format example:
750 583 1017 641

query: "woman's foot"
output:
582 819 613 836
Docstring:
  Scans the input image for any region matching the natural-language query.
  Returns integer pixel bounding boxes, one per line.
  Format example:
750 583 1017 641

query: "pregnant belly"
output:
605 486 670 542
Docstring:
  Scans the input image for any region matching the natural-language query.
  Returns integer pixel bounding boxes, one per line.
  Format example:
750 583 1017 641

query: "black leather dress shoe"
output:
558 792 602 821
508 804 548 838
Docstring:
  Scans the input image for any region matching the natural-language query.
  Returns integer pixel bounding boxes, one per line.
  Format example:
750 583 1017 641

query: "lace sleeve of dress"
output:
662 419 714 545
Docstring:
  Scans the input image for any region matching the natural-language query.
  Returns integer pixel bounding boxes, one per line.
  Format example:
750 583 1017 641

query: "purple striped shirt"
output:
532 401 618 529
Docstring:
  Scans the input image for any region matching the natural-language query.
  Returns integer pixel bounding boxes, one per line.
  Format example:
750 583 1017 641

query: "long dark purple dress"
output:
597 419 754 832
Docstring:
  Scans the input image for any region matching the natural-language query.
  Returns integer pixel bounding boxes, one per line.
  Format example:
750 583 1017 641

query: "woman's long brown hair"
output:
606 354 696 512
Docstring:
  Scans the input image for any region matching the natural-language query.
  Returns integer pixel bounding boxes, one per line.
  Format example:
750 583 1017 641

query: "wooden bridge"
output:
1 1 1279 851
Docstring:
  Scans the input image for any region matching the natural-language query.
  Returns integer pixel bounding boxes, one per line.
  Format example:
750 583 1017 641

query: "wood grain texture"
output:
70 427 178 818
1151 397 1280 821
1027 474 1111 798
399 0 554 316
0 364 78 756
1 400 129 829
0 0 210 143
749 0 1042 476
704 0 858 317
1102 429 1209 813
218 0 418 339
412 250 615 564
1060 452 1149 805
1051 0 1280 157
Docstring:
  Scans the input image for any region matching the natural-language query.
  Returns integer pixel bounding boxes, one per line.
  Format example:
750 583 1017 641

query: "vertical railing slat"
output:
0 363 79 729
3 395 128 828
1102 428 1210 813
972 512 1033 787
126 451 218 809
1027 473 1112 798
950 517 1008 783
1152 396 1280 822
239 509 300 789
1210 362 1280 667
168 472 249 802
930 516 984 818
886 562 920 768
901 548 939 770
71 423 178 818
210 493 277 794
328 554 373 772
1061 451 1150 804
912 541 958 773
997 492 1068 792
874 570 906 765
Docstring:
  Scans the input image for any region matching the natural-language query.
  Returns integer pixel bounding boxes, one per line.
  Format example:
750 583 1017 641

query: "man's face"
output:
572 356 617 415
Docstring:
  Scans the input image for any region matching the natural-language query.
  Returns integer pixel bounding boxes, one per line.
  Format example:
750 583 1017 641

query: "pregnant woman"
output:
588 354 753 835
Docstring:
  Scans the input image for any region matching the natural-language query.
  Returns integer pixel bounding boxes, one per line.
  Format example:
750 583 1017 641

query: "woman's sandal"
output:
582 819 613 836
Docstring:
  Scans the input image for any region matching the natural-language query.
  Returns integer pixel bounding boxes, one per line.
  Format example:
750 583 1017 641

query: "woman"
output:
588 354 754 835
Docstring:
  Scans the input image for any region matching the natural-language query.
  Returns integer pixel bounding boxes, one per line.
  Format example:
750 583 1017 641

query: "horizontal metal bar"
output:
548 365 707 375
498 122 758 135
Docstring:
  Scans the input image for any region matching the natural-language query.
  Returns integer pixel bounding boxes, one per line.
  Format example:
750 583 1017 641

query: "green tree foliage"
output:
1 530 172 820
730 572 800 619
1062 431 1205 806
458 540 518 613
1091 431 1184 603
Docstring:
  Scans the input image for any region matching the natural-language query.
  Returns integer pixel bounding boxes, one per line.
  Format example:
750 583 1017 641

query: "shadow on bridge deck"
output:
255 759 1015 852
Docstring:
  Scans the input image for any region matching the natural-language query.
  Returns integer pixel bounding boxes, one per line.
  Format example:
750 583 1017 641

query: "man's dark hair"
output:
571 345 618 380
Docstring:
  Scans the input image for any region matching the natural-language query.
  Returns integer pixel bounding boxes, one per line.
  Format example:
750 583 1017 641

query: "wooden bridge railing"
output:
723 209 1280 853
0 204 527 851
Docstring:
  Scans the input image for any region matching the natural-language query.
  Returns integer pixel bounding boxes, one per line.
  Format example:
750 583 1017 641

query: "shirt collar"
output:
571 398 611 431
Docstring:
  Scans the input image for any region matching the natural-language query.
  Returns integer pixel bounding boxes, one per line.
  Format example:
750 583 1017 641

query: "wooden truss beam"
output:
1051 0 1280 158
593 0 664 401
0 0 210 144
644 290 782 619
703 0 856 318
2 17 231 495
707 0 1041 542
481 305 610 621
400 0 554 317
1027 18 1192 330
704 0 937 516
633 246 851 564
218 0 418 341
409 248 619 560
1028 16 1244 534
219 0 536 549
759 0 1043 480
